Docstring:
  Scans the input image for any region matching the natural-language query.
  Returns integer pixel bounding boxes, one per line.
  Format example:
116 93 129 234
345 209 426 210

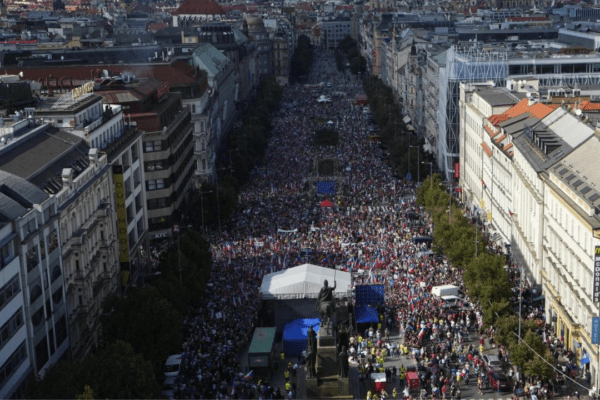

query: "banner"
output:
594 246 600 302
454 162 460 179
113 165 130 286
277 229 298 233
592 317 600 345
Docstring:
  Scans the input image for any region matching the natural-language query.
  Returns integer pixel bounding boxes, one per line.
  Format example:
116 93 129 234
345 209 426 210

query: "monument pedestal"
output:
305 325 351 398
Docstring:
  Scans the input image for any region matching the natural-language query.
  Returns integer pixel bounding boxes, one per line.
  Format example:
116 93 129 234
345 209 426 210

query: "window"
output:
0 239 15 270
30 284 42 304
147 198 168 210
0 342 27 388
35 337 49 371
144 140 162 153
0 276 20 313
26 244 39 272
145 160 164 172
147 179 165 191
52 287 63 305
47 230 59 254
0 308 24 352
55 316 67 347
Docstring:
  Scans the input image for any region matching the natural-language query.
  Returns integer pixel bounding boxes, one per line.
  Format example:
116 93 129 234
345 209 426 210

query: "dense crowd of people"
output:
158 47 588 400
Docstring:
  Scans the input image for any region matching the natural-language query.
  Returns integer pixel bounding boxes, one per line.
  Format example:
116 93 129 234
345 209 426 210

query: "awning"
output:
320 199 334 207
533 295 545 302
492 233 501 242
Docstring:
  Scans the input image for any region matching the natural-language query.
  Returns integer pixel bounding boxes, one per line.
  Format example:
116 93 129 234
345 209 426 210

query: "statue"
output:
316 279 336 326
338 346 349 378
307 325 317 353
306 348 317 378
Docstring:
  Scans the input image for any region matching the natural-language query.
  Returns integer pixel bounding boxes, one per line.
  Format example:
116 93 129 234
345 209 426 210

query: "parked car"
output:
487 370 512 392
482 354 503 370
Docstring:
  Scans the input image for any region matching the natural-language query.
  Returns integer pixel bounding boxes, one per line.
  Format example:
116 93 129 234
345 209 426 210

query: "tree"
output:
495 315 541 348
27 342 160 399
82 341 160 399
27 361 82 399
101 286 183 375
76 385 94 400
510 332 555 380
151 230 212 314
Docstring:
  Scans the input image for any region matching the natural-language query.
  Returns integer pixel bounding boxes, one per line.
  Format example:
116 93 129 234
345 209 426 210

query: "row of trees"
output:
290 35 314 81
363 76 434 181
417 176 554 379
187 74 284 231
335 36 366 75
28 230 213 398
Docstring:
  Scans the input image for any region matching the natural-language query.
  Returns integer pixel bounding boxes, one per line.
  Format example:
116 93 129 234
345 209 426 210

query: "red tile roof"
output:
296 2 313 11
488 98 553 126
172 0 225 15
495 134 507 143
147 22 168 32
4 60 206 88
504 143 513 151
484 125 500 138
481 142 492 157
577 100 600 111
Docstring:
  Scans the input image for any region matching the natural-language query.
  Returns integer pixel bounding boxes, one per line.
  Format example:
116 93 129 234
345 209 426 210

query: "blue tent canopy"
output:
282 318 320 356
355 305 379 324
355 285 385 306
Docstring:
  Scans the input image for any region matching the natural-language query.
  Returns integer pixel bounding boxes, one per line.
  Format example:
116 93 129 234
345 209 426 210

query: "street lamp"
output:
422 162 433 189
409 145 419 183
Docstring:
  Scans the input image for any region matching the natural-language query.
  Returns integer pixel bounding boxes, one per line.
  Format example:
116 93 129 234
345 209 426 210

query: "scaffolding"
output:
438 46 508 181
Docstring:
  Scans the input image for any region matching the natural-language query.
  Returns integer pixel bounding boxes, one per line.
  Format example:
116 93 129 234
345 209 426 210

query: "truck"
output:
248 327 277 382
431 284 459 298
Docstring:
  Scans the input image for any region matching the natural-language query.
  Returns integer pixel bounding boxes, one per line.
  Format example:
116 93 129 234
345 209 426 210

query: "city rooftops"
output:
36 92 103 114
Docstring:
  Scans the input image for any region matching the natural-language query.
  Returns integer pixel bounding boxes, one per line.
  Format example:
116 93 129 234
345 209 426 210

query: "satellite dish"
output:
575 109 582 116
526 92 532 98
19 71 23 78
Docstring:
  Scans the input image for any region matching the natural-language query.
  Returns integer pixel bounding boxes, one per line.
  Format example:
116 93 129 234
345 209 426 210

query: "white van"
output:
440 295 462 308
164 354 183 378
431 284 459 298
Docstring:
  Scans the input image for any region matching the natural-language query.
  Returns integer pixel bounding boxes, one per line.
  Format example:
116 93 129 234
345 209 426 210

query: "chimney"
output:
62 168 74 189
89 148 99 167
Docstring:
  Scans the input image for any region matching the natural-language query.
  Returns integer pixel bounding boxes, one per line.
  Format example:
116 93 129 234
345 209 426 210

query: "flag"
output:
317 181 336 195
482 180 487 189
508 208 514 216
244 370 253 380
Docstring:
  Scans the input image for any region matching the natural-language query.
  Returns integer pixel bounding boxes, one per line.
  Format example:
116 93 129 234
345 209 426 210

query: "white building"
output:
542 136 600 390
0 171 69 398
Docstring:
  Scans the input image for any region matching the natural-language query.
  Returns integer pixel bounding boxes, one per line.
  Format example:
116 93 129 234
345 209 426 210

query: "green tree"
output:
510 332 554 380
82 341 160 399
101 286 182 375
152 230 212 314
495 315 541 348
76 385 94 400
524 350 555 380
27 360 82 399
27 342 159 399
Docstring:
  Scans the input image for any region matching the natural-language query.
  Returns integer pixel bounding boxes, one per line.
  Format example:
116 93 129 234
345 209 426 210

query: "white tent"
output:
260 264 352 300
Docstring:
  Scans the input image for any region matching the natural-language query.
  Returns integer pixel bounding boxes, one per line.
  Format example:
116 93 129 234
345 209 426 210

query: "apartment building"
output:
458 81 600 387
0 120 118 364
96 79 195 239
542 137 600 389
0 170 69 397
